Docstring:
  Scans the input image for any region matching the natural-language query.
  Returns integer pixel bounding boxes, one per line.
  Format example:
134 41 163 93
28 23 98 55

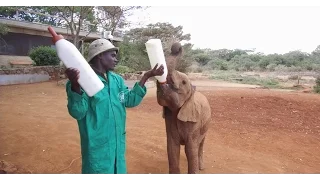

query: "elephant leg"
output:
199 137 205 170
185 141 199 174
164 112 181 174
167 136 181 174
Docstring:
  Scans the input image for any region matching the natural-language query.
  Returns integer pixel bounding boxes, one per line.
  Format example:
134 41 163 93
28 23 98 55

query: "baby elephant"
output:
156 42 212 174
157 72 211 174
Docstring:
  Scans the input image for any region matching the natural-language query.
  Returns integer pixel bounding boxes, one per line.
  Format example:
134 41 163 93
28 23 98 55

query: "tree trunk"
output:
73 36 80 49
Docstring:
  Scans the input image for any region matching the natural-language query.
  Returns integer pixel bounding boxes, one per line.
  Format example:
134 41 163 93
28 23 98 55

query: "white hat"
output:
87 38 119 62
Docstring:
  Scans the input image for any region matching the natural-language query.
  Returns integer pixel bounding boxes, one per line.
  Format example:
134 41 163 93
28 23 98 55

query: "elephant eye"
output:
182 80 186 85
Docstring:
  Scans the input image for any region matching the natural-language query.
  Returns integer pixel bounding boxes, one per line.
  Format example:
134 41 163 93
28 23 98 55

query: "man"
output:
65 38 164 174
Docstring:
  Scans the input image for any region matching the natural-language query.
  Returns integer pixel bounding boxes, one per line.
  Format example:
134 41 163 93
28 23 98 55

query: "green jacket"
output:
66 71 147 174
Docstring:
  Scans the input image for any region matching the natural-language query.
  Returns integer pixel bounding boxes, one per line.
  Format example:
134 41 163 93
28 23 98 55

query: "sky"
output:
127 6 320 55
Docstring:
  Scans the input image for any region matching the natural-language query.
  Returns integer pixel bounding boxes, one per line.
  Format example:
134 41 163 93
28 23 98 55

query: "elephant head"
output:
157 70 204 123
158 41 209 122
173 72 205 123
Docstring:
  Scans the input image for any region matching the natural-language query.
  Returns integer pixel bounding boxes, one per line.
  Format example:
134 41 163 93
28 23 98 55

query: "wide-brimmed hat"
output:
87 38 119 62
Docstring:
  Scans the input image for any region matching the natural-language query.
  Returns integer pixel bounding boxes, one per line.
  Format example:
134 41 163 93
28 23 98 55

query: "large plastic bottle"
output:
145 39 168 83
48 26 104 97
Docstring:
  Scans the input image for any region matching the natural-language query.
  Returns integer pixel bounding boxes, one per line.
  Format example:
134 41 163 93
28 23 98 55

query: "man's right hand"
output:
65 68 81 94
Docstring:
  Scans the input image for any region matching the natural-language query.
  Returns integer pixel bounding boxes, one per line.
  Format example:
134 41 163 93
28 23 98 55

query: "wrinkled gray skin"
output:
156 42 212 174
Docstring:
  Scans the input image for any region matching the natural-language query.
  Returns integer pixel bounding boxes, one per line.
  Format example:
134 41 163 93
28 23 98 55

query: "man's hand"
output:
144 63 165 78
65 68 81 94
138 64 165 88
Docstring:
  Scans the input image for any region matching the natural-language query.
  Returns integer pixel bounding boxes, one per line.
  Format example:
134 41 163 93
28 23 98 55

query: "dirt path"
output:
0 81 320 174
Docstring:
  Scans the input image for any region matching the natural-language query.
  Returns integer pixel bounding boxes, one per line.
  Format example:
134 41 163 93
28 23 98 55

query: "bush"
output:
29 46 60 66
193 53 212 66
313 77 320 93
266 63 277 71
83 42 90 60
113 65 134 74
207 58 229 70
176 57 192 73
288 75 299 80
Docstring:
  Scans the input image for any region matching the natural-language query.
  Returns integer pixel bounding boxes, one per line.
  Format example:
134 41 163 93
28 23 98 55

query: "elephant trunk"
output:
166 42 183 75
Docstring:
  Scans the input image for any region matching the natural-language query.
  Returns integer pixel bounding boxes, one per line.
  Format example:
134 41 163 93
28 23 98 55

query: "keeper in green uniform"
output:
65 38 164 174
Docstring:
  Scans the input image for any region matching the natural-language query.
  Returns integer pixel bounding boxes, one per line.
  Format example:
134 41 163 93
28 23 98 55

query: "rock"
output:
0 160 18 174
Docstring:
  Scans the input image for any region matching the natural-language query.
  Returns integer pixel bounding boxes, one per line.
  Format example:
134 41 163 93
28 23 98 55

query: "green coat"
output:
66 71 147 174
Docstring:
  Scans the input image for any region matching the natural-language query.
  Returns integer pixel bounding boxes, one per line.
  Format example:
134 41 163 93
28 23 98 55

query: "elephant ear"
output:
177 89 201 123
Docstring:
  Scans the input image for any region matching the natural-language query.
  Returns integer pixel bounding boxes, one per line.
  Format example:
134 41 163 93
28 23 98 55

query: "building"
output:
0 18 122 56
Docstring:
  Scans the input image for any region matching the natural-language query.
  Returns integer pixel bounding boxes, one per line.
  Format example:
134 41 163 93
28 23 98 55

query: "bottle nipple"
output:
48 26 64 43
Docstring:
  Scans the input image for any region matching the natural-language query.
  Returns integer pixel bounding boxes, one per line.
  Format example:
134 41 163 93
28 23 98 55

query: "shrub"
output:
288 75 299 80
207 58 229 70
29 46 60 66
313 77 320 93
113 65 134 74
266 63 277 71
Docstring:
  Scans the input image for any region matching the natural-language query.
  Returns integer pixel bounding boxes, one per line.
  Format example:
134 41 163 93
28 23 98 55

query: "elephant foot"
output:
169 168 180 174
188 169 199 174
199 158 204 170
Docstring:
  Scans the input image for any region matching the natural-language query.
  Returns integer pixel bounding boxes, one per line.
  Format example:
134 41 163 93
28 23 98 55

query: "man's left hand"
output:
145 63 165 78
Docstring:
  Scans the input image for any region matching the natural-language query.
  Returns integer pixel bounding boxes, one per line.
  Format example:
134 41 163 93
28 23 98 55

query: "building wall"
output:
1 31 122 57
0 66 63 85
0 55 33 68
0 65 155 88
1 32 54 56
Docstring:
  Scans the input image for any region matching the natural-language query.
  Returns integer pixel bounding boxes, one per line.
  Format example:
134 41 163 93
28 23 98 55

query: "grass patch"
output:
241 76 281 88
210 70 283 89
209 70 239 81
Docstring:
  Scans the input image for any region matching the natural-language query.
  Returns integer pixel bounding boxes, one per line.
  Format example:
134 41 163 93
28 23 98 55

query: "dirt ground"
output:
0 80 320 174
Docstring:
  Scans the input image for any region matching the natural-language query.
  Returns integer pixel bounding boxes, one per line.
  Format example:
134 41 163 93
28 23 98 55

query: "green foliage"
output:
207 58 228 70
0 6 64 26
118 22 193 72
313 77 320 94
107 22 320 74
118 40 150 71
241 76 280 88
7 7 320 74
210 71 280 89
124 22 191 52
0 6 142 48
0 24 9 36
187 46 320 73
83 42 90 60
174 43 193 73
193 53 211 66
113 65 134 74
29 46 60 66
98 6 144 35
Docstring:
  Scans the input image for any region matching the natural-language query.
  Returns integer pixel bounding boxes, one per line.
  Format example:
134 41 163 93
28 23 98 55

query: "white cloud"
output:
128 6 320 54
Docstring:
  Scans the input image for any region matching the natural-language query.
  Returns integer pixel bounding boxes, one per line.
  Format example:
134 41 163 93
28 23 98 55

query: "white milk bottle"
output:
145 39 168 83
48 26 104 97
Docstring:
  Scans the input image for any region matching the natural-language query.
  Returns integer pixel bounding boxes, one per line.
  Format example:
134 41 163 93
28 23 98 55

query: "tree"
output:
0 6 149 49
280 50 308 67
0 6 96 48
0 6 63 26
97 6 145 36
0 24 9 36
193 53 212 66
46 6 96 48
119 22 192 72
125 22 191 51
